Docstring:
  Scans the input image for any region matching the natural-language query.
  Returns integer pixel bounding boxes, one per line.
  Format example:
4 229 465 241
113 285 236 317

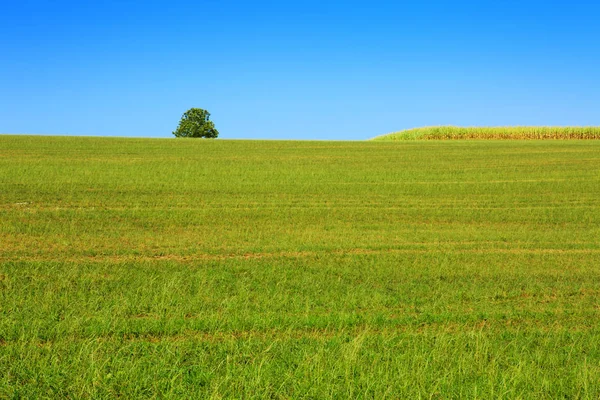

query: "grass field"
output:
2 135 600 398
374 126 600 140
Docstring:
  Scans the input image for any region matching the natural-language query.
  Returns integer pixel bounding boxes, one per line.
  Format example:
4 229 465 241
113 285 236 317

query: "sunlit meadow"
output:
1 135 600 398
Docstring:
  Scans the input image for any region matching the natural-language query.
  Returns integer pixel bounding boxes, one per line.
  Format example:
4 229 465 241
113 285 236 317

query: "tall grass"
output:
374 126 600 140
1 136 600 398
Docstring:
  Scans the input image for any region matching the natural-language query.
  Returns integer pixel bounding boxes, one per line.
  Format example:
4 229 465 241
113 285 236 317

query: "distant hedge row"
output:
373 126 600 140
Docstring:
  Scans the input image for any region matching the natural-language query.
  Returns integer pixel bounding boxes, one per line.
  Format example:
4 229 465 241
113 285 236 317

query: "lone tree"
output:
172 108 219 138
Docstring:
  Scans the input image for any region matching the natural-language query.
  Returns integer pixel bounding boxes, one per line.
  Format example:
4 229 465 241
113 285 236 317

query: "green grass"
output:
1 135 600 398
374 125 600 140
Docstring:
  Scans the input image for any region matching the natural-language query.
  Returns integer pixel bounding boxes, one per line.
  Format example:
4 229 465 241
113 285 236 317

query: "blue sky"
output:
1 0 599 140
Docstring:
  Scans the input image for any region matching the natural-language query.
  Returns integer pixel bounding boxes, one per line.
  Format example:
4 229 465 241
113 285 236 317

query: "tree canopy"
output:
172 108 219 138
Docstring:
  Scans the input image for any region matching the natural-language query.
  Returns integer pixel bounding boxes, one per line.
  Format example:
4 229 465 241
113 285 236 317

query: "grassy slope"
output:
1 135 600 398
374 126 600 140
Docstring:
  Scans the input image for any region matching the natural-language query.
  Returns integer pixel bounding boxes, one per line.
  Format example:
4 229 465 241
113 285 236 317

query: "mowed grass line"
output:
1 136 600 398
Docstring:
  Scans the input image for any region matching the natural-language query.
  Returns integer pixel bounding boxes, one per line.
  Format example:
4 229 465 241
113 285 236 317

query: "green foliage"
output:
172 107 219 138
374 125 600 140
2 136 600 397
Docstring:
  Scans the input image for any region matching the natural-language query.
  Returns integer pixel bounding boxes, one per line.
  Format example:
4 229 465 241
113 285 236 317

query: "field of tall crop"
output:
2 135 600 398
374 126 600 140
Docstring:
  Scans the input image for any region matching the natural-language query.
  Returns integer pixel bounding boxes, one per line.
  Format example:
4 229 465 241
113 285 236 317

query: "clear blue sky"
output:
2 0 599 140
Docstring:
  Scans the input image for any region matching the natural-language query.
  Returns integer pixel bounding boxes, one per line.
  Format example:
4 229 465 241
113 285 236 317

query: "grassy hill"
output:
374 126 600 140
2 135 600 397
